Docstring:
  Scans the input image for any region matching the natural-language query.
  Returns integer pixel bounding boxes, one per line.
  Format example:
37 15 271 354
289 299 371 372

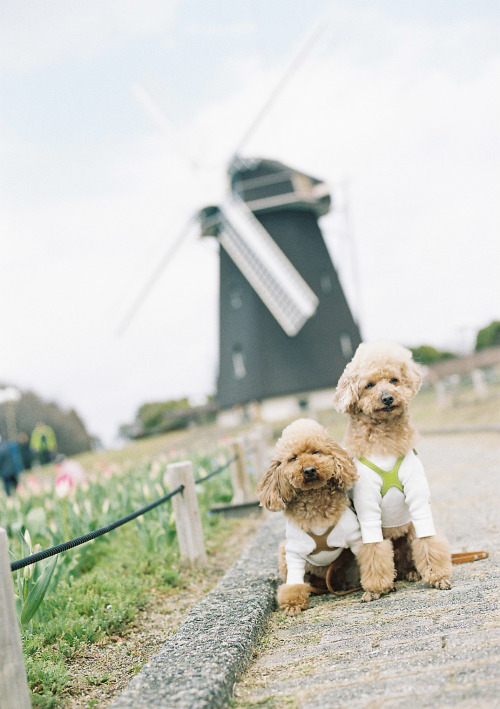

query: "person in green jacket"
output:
30 422 57 465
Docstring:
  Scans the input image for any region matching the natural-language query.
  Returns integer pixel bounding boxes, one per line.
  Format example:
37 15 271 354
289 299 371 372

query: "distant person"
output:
17 432 32 471
0 435 30 496
30 422 57 465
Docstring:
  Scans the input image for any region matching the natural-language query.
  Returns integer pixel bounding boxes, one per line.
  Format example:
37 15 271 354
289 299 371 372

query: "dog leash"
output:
451 551 489 564
309 550 489 596
308 549 362 596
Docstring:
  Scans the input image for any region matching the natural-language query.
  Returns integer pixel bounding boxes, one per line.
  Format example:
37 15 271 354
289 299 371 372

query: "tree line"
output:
0 388 93 456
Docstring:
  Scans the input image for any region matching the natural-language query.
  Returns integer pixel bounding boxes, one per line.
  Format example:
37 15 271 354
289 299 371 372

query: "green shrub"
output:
410 345 455 365
475 321 500 350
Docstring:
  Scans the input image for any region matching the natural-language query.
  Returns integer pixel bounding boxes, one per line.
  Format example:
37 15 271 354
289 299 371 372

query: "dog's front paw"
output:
277 583 311 615
411 535 452 590
360 590 380 602
360 585 395 602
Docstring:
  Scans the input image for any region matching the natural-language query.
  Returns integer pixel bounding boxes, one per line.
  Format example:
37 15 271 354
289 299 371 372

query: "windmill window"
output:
320 273 332 293
232 345 246 379
229 286 243 310
340 334 353 358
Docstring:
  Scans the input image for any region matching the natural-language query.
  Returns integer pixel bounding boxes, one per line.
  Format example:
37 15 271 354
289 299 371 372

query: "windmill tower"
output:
198 156 361 412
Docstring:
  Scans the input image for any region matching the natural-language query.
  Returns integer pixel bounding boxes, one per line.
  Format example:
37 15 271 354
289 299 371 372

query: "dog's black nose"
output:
381 393 394 406
303 466 317 480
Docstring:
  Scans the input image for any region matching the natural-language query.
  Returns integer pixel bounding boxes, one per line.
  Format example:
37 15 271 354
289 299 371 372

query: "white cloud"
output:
186 21 257 38
0 0 179 74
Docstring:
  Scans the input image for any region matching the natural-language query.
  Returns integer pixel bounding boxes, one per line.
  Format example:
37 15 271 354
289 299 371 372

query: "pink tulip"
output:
55 472 76 499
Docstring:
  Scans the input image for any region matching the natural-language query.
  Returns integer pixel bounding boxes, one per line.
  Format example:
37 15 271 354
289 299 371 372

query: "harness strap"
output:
308 523 339 556
359 455 405 496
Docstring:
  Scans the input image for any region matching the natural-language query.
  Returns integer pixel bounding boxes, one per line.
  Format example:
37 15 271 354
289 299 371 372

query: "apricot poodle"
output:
333 341 452 592
258 418 396 615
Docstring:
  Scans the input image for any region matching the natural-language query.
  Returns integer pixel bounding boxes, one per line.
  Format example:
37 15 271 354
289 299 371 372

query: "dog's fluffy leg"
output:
411 535 452 589
277 542 311 614
278 541 287 582
357 540 396 602
277 583 312 615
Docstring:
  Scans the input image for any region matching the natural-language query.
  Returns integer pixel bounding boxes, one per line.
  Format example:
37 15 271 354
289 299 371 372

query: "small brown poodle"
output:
333 341 452 593
258 418 396 615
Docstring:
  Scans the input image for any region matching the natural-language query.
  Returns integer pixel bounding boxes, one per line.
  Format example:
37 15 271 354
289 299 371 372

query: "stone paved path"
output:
232 433 500 708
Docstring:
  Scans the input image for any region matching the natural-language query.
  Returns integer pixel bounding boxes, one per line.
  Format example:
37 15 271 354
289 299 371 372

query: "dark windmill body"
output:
199 158 361 413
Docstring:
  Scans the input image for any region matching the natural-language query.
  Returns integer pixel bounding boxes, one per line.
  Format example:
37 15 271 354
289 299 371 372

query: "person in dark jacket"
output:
17 432 32 471
0 434 30 496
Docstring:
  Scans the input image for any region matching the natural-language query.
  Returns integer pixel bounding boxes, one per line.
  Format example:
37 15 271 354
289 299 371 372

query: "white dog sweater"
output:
352 450 436 543
284 506 363 585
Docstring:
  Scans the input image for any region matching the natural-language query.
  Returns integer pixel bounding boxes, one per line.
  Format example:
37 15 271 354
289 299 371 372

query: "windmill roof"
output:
228 156 331 217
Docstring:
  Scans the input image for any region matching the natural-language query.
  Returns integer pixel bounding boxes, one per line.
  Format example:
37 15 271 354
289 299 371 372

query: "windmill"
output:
197 156 361 411
118 15 362 417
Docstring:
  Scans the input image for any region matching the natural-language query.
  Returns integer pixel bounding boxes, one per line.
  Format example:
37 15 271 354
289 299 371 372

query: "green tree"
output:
0 387 93 455
410 345 455 365
475 321 500 350
136 398 190 434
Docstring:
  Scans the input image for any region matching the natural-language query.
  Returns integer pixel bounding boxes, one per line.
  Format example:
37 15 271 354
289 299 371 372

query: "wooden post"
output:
434 379 449 408
471 369 488 400
0 528 31 709
251 424 268 483
167 462 207 567
230 438 252 503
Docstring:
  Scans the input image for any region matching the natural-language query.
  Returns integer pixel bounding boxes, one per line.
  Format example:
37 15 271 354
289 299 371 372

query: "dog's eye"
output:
390 378 399 384
288 455 297 462
312 450 322 455
365 382 375 389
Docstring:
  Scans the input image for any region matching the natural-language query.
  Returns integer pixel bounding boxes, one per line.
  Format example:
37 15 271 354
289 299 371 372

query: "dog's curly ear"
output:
402 355 423 396
333 363 359 413
258 460 284 511
324 440 358 490
258 459 297 511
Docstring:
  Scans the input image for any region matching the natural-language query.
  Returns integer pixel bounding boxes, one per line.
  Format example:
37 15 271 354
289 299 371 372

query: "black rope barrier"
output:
194 454 237 485
10 452 239 573
10 485 184 572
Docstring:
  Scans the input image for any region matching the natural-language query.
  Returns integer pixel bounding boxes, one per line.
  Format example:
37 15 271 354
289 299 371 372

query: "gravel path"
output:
110 432 499 708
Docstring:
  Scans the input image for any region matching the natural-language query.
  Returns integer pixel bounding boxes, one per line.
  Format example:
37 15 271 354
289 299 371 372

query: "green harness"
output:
358 455 405 497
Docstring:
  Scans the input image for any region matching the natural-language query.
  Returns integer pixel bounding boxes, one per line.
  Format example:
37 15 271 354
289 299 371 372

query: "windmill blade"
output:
216 196 318 336
116 215 197 336
231 14 329 160
132 82 202 171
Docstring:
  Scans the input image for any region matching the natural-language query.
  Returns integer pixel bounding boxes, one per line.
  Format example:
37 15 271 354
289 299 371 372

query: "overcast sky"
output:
1 0 499 445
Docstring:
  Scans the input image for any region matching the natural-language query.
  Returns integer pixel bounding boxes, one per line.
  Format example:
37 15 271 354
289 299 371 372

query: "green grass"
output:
316 370 500 438
409 378 500 429
23 526 178 706
3 439 241 707
21 500 247 708
20 501 244 707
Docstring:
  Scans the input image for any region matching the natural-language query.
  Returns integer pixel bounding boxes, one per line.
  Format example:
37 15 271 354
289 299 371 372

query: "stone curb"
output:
109 513 284 709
